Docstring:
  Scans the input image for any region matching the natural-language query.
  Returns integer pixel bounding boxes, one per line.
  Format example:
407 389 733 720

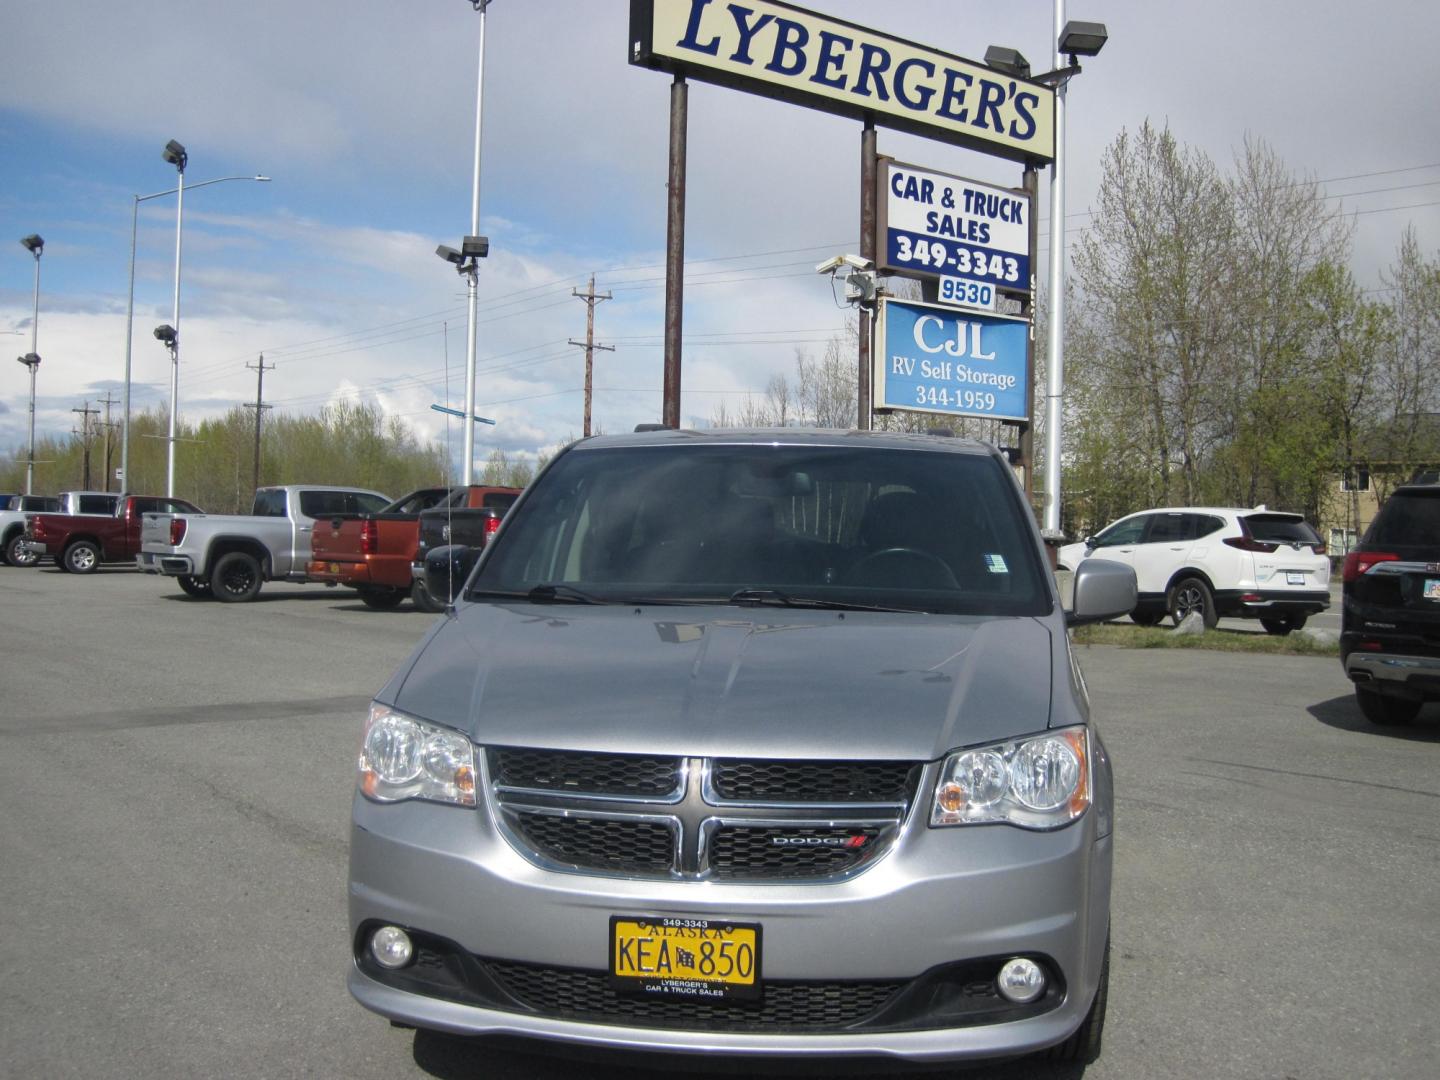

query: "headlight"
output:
931 728 1090 830
358 702 476 806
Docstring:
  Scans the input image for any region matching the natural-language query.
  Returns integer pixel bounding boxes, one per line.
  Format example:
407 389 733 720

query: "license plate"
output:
1286 572 1305 585
610 916 761 1000
1425 578 1440 600
329 563 340 574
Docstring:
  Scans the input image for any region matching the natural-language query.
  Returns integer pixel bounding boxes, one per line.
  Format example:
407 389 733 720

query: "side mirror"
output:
424 544 482 606
1066 558 1137 627
1083 535 1097 549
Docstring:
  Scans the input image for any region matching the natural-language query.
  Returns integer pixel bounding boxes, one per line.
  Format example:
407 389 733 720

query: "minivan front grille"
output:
488 749 922 882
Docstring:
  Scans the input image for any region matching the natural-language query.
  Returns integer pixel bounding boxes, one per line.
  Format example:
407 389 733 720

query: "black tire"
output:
1260 614 1307 636
1168 576 1217 629
1355 685 1422 727
1131 611 1164 627
358 586 406 610
177 574 212 599
210 551 264 603
63 540 101 575
6 533 39 567
1044 933 1109 1064
411 577 446 614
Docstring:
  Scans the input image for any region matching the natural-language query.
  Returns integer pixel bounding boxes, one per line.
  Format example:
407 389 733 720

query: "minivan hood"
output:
393 603 1054 761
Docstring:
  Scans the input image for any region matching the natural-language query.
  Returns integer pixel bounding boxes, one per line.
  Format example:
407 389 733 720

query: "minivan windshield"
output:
472 442 1050 616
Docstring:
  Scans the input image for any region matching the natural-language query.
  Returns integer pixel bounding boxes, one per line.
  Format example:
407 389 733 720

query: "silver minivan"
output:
347 428 1136 1066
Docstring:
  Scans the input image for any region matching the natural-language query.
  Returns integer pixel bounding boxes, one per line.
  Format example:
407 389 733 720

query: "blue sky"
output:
4 0 1439 479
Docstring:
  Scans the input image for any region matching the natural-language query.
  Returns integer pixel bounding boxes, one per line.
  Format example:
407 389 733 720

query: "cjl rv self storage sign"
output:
875 299 1029 421
878 161 1031 292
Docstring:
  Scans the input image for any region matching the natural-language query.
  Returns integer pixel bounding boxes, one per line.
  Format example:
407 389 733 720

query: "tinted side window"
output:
299 491 350 518
1143 514 1190 543
1095 516 1147 546
353 493 391 514
253 490 288 517
1191 514 1224 539
78 495 118 514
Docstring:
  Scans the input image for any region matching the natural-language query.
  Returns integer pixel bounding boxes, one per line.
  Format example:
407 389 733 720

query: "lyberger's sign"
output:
629 0 1056 164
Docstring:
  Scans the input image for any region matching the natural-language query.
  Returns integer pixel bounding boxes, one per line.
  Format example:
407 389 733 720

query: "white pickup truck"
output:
138 484 390 601
2 491 116 567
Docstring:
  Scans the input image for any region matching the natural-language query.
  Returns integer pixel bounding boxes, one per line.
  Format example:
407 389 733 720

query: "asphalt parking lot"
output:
1 566 1435 1080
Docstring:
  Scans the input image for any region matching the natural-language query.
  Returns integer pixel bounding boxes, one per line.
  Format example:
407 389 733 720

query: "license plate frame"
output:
1424 578 1440 601
1285 572 1306 585
609 915 762 1001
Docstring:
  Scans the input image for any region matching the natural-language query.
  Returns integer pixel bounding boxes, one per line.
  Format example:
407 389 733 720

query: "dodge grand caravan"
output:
347 428 1136 1066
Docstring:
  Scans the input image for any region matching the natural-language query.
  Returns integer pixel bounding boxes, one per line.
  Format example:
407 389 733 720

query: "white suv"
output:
1057 507 1330 633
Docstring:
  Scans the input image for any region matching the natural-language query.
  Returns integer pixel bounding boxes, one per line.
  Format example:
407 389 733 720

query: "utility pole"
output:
569 274 613 437
97 392 120 491
71 401 100 489
243 355 274 495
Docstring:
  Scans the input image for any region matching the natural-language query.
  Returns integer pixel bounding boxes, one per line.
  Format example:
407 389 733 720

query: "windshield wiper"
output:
526 583 611 605
727 587 919 614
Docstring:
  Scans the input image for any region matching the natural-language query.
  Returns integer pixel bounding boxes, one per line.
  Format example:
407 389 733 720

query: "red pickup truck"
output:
307 485 520 609
25 494 204 574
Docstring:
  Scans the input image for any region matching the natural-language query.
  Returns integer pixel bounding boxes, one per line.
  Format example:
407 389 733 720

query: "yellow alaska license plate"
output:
610 916 761 1000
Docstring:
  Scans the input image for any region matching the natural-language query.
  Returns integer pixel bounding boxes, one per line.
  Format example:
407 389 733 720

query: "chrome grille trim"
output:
487 750 925 883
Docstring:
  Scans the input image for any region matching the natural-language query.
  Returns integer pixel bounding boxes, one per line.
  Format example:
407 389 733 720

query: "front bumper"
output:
19 540 52 557
348 792 1111 1062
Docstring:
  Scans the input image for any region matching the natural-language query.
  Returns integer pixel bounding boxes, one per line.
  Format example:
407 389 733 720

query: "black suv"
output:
1341 482 1440 725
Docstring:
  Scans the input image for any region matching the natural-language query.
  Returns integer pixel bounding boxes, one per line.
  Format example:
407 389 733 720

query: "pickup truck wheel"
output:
411 577 446 613
358 587 406 610
211 552 263 603
177 574 212 599
5 533 38 568
63 540 101 574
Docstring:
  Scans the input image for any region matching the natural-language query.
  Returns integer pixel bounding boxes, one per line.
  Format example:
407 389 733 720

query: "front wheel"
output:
177 574 212 599
6 533 39 567
411 577 446 613
1355 685 1422 727
358 587 406 610
63 540 101 575
1168 576 1217 629
210 552 264 603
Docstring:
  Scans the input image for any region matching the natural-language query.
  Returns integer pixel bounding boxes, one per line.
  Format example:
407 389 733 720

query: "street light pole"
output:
1043 0 1067 534
462 0 492 487
19 234 43 494
121 171 268 494
162 140 188 499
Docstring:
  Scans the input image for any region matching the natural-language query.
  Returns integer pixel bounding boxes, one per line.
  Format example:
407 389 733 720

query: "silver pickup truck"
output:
2 491 115 567
138 484 390 601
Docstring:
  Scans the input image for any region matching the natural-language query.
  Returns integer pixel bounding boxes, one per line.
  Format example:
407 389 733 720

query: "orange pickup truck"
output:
307 485 520 609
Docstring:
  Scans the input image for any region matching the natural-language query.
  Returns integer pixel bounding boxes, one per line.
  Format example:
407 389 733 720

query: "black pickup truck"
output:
410 491 519 611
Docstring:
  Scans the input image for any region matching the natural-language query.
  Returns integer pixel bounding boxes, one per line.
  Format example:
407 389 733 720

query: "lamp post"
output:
1041 9 1107 533
456 0 493 486
120 170 269 494
159 140 188 498
18 234 43 493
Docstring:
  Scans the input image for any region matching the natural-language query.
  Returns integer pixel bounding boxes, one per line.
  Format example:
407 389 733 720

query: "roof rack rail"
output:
633 423 669 433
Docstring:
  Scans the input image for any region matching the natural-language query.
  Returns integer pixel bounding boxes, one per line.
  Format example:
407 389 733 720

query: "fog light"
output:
370 926 414 970
996 957 1046 1003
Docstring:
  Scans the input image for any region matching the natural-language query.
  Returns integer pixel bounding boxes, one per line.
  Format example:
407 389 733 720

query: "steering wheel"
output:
845 547 960 589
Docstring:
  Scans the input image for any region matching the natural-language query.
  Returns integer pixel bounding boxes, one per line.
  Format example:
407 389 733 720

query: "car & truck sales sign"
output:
876 299 1029 421
629 0 1056 164
878 161 1031 294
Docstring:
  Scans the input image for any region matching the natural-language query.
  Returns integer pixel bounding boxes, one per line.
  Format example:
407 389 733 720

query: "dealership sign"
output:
629 0 1056 164
878 161 1031 293
875 299 1029 421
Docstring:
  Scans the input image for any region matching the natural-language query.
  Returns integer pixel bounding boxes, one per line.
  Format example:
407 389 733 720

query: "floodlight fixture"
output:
462 235 490 258
1059 21 1108 59
20 234 44 256
153 324 178 346
162 139 188 171
436 244 465 266
17 352 41 369
984 45 1031 79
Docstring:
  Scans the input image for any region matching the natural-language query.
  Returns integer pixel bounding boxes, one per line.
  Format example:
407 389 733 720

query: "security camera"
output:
153 324 177 345
436 245 465 265
815 253 874 274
